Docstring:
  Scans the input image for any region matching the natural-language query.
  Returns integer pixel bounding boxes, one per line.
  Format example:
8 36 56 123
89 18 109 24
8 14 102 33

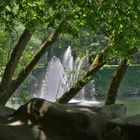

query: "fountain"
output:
63 46 74 87
38 56 68 102
37 46 97 103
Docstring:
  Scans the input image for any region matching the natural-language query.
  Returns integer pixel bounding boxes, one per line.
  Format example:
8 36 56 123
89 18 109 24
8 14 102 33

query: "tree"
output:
96 1 140 105
0 0 59 104
0 28 32 93
105 59 128 105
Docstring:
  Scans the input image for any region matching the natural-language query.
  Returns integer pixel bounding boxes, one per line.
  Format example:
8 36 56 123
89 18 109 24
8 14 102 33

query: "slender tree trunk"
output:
56 47 110 104
0 28 32 104
0 28 32 91
0 22 63 105
105 59 128 105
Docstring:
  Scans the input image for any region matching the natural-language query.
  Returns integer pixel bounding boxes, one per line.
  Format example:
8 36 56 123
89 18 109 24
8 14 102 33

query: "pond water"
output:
6 96 140 116
96 96 140 116
116 96 140 116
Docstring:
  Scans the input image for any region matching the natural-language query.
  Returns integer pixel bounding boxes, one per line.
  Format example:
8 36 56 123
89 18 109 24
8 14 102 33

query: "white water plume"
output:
37 46 96 103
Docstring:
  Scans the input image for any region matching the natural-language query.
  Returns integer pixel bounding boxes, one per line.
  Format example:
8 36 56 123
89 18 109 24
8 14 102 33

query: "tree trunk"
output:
56 47 110 104
0 22 63 105
0 28 32 104
105 59 128 105
0 28 32 91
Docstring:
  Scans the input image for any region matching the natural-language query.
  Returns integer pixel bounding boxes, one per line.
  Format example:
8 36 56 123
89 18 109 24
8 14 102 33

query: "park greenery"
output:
0 0 140 105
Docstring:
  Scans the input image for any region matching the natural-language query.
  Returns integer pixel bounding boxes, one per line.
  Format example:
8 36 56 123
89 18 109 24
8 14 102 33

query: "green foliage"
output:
98 0 140 59
19 91 30 103
0 27 11 76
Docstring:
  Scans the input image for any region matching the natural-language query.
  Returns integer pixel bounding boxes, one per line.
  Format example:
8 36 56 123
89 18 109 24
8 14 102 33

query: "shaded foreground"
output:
0 98 139 140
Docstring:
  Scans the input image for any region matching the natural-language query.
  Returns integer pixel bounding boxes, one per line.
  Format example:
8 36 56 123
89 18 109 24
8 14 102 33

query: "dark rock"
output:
105 114 140 140
0 125 48 140
0 105 15 124
0 98 127 140
13 98 126 140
